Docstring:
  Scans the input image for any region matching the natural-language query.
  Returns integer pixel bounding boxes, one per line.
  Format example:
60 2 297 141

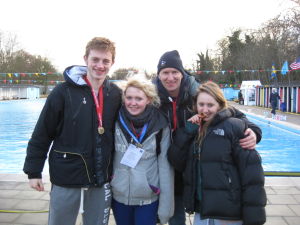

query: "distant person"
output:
270 88 280 115
154 50 262 225
169 81 266 225
238 90 244 105
23 37 122 225
111 77 174 225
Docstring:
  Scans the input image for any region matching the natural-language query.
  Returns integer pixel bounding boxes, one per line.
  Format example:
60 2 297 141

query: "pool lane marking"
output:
247 116 300 137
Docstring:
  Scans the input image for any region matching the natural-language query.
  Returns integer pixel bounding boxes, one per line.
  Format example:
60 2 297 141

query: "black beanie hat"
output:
157 50 185 75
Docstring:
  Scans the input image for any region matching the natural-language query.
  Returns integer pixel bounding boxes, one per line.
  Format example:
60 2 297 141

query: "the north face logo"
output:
160 60 166 66
213 129 224 136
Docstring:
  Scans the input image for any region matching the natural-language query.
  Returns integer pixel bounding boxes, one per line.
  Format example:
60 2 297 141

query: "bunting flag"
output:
281 61 289 75
271 64 276 79
290 57 300 70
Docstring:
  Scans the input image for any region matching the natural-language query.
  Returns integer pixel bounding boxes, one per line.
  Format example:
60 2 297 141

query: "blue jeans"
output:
168 195 186 225
112 199 158 225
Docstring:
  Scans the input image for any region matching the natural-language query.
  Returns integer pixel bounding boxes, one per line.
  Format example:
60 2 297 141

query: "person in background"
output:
111 77 174 225
270 88 280 115
154 50 262 225
170 81 266 225
23 37 122 225
238 90 244 105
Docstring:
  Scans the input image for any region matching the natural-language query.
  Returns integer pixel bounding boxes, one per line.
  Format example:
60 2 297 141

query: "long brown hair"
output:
195 81 228 145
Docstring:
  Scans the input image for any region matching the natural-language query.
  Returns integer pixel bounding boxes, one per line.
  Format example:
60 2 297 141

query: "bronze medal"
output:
98 127 105 134
136 143 143 148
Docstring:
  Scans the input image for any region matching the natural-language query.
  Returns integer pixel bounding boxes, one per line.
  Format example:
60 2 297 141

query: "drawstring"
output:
79 187 88 214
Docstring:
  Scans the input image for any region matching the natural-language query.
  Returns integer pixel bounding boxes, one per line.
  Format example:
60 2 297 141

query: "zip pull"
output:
63 153 67 158
168 97 173 102
228 177 232 184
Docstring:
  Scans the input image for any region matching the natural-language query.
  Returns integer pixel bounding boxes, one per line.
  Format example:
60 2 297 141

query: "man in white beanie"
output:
270 88 281 115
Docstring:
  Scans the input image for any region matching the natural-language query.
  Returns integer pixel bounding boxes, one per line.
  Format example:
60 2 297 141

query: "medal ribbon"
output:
119 112 148 144
83 76 103 129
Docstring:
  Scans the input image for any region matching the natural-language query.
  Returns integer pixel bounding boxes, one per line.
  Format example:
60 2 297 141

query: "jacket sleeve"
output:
158 126 174 224
167 123 197 172
230 106 262 143
229 119 267 225
23 85 65 178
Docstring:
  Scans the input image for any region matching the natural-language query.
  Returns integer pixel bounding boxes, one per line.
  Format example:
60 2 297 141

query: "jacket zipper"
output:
54 150 91 183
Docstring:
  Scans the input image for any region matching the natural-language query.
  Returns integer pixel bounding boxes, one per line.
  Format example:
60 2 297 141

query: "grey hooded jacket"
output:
111 123 174 224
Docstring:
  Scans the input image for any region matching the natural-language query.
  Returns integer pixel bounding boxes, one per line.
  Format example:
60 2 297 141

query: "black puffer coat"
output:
23 66 122 187
170 109 266 225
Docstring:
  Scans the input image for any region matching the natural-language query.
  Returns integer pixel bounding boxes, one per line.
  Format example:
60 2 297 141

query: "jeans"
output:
112 199 158 225
193 213 243 225
168 195 186 225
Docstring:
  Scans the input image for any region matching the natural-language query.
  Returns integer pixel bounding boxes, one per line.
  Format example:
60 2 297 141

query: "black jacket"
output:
23 65 122 187
270 92 280 104
169 109 266 225
155 72 262 195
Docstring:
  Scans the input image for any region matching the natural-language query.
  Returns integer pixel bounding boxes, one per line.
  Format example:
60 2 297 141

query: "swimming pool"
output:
0 99 300 174
247 114 300 172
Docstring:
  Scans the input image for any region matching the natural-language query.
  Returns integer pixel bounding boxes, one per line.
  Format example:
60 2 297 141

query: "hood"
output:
63 65 88 86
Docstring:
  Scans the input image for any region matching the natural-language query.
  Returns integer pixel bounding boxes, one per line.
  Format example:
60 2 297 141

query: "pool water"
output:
0 99 48 174
248 116 300 172
0 99 300 174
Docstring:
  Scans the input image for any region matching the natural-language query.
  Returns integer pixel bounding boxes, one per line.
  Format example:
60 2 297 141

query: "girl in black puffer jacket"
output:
168 81 266 225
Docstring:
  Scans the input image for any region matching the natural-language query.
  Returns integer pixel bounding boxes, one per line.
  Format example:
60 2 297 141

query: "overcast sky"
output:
0 0 296 74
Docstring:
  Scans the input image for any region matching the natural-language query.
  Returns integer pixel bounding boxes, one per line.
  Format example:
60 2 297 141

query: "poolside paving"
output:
1 102 300 225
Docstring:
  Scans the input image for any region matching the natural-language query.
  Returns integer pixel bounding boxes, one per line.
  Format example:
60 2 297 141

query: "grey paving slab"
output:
274 187 300 195
265 186 276 194
14 190 47 200
265 177 298 186
284 216 300 225
264 216 288 225
15 213 48 225
0 199 21 210
0 190 21 198
13 199 49 211
288 205 300 216
266 204 296 216
292 194 300 203
0 213 20 223
268 194 298 204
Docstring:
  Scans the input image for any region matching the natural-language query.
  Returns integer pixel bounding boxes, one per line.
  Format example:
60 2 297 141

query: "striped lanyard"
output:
119 112 148 145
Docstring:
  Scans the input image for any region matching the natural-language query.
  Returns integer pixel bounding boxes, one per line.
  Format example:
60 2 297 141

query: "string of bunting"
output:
192 69 293 75
0 80 63 84
0 72 62 77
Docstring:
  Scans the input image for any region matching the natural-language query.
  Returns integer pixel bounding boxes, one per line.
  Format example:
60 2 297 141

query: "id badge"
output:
120 144 144 168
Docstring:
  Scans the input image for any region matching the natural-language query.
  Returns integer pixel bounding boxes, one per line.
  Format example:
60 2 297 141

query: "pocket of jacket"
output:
111 169 129 196
130 170 153 198
49 150 91 185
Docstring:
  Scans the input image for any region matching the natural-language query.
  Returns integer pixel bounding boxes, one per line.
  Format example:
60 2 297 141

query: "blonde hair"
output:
195 81 228 144
85 37 116 63
123 77 160 107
